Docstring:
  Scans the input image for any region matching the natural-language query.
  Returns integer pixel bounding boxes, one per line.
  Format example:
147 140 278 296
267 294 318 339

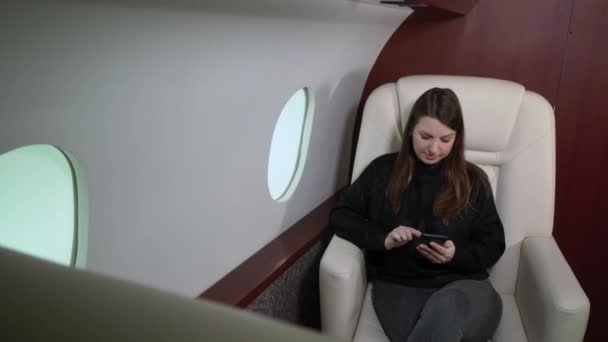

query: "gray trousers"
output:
372 279 502 342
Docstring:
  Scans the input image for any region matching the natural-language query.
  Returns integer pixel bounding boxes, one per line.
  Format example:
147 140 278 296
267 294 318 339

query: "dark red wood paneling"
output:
553 1 608 341
362 0 573 106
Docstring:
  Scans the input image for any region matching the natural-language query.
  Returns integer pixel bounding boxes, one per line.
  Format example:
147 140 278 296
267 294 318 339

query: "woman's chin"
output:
422 155 441 164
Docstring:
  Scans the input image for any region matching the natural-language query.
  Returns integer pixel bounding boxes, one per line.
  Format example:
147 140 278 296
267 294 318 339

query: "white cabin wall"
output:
0 0 410 296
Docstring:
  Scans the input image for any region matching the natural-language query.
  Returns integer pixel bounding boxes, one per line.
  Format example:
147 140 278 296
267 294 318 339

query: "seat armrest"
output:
319 235 367 340
515 236 590 342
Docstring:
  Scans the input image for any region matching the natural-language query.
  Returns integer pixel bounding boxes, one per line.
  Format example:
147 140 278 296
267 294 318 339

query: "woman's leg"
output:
372 280 435 342
405 279 502 342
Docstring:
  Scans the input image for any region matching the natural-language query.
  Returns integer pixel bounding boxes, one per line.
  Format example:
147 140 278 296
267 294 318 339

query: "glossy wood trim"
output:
199 194 337 307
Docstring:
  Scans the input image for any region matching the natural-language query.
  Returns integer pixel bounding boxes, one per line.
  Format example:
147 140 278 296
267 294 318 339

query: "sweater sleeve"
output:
447 180 506 274
329 158 387 252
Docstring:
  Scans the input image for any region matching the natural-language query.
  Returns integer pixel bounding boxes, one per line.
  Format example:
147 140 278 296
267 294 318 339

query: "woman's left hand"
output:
417 240 456 264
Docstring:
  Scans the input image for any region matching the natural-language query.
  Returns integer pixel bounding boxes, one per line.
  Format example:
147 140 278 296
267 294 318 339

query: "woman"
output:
330 88 505 342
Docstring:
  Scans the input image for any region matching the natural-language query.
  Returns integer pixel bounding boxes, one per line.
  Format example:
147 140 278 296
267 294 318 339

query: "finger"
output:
419 244 442 259
388 232 398 243
444 240 455 248
418 244 441 261
411 228 422 237
430 242 449 256
417 245 442 263
419 244 446 263
399 230 408 242
392 232 403 243
405 230 413 241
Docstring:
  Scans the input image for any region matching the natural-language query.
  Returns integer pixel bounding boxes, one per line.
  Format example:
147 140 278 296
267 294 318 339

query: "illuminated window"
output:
0 145 87 266
267 88 315 201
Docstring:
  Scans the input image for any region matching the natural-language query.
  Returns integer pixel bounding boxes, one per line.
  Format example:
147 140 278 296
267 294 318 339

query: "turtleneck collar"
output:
413 157 445 177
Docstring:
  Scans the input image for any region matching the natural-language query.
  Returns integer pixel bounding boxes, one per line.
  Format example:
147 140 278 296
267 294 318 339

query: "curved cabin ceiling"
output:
359 0 479 15
101 0 411 24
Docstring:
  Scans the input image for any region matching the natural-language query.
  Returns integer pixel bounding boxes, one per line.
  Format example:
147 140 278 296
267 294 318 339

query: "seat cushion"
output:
353 285 527 342
353 284 390 342
492 294 528 342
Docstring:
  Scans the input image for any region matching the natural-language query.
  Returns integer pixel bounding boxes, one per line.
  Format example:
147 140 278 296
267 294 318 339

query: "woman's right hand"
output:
384 226 422 250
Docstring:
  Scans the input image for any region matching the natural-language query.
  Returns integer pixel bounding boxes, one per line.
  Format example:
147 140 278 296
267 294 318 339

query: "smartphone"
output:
420 233 450 244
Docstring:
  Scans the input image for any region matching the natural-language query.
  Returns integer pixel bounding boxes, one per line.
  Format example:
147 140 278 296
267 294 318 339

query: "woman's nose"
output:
429 140 439 153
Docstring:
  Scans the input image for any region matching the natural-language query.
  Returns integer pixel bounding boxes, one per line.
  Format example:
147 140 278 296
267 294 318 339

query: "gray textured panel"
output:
247 234 331 330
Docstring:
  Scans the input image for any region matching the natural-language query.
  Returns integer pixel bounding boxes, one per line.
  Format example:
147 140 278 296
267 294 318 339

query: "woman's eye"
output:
441 138 451 143
421 135 431 140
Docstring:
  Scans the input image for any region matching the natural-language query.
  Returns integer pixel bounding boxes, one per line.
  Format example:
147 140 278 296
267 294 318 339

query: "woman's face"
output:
411 116 456 165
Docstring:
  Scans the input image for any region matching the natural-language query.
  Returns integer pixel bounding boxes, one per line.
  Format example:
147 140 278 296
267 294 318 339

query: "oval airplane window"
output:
268 88 315 201
0 145 87 266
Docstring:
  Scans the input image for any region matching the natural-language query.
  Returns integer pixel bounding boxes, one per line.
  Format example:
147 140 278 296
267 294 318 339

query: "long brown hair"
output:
386 87 488 222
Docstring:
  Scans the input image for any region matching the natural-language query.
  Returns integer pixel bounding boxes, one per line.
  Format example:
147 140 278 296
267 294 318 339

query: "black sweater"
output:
330 153 505 288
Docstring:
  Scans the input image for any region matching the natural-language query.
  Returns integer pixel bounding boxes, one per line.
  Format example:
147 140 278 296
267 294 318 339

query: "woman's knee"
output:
433 280 502 341
421 280 501 320
421 288 469 320
444 280 502 308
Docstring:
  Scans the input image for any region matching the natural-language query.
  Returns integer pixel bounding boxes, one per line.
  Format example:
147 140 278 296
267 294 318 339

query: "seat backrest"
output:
353 75 555 294
0 246 341 342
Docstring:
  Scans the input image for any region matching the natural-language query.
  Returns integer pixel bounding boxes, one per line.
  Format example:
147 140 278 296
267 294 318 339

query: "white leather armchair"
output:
319 75 590 342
